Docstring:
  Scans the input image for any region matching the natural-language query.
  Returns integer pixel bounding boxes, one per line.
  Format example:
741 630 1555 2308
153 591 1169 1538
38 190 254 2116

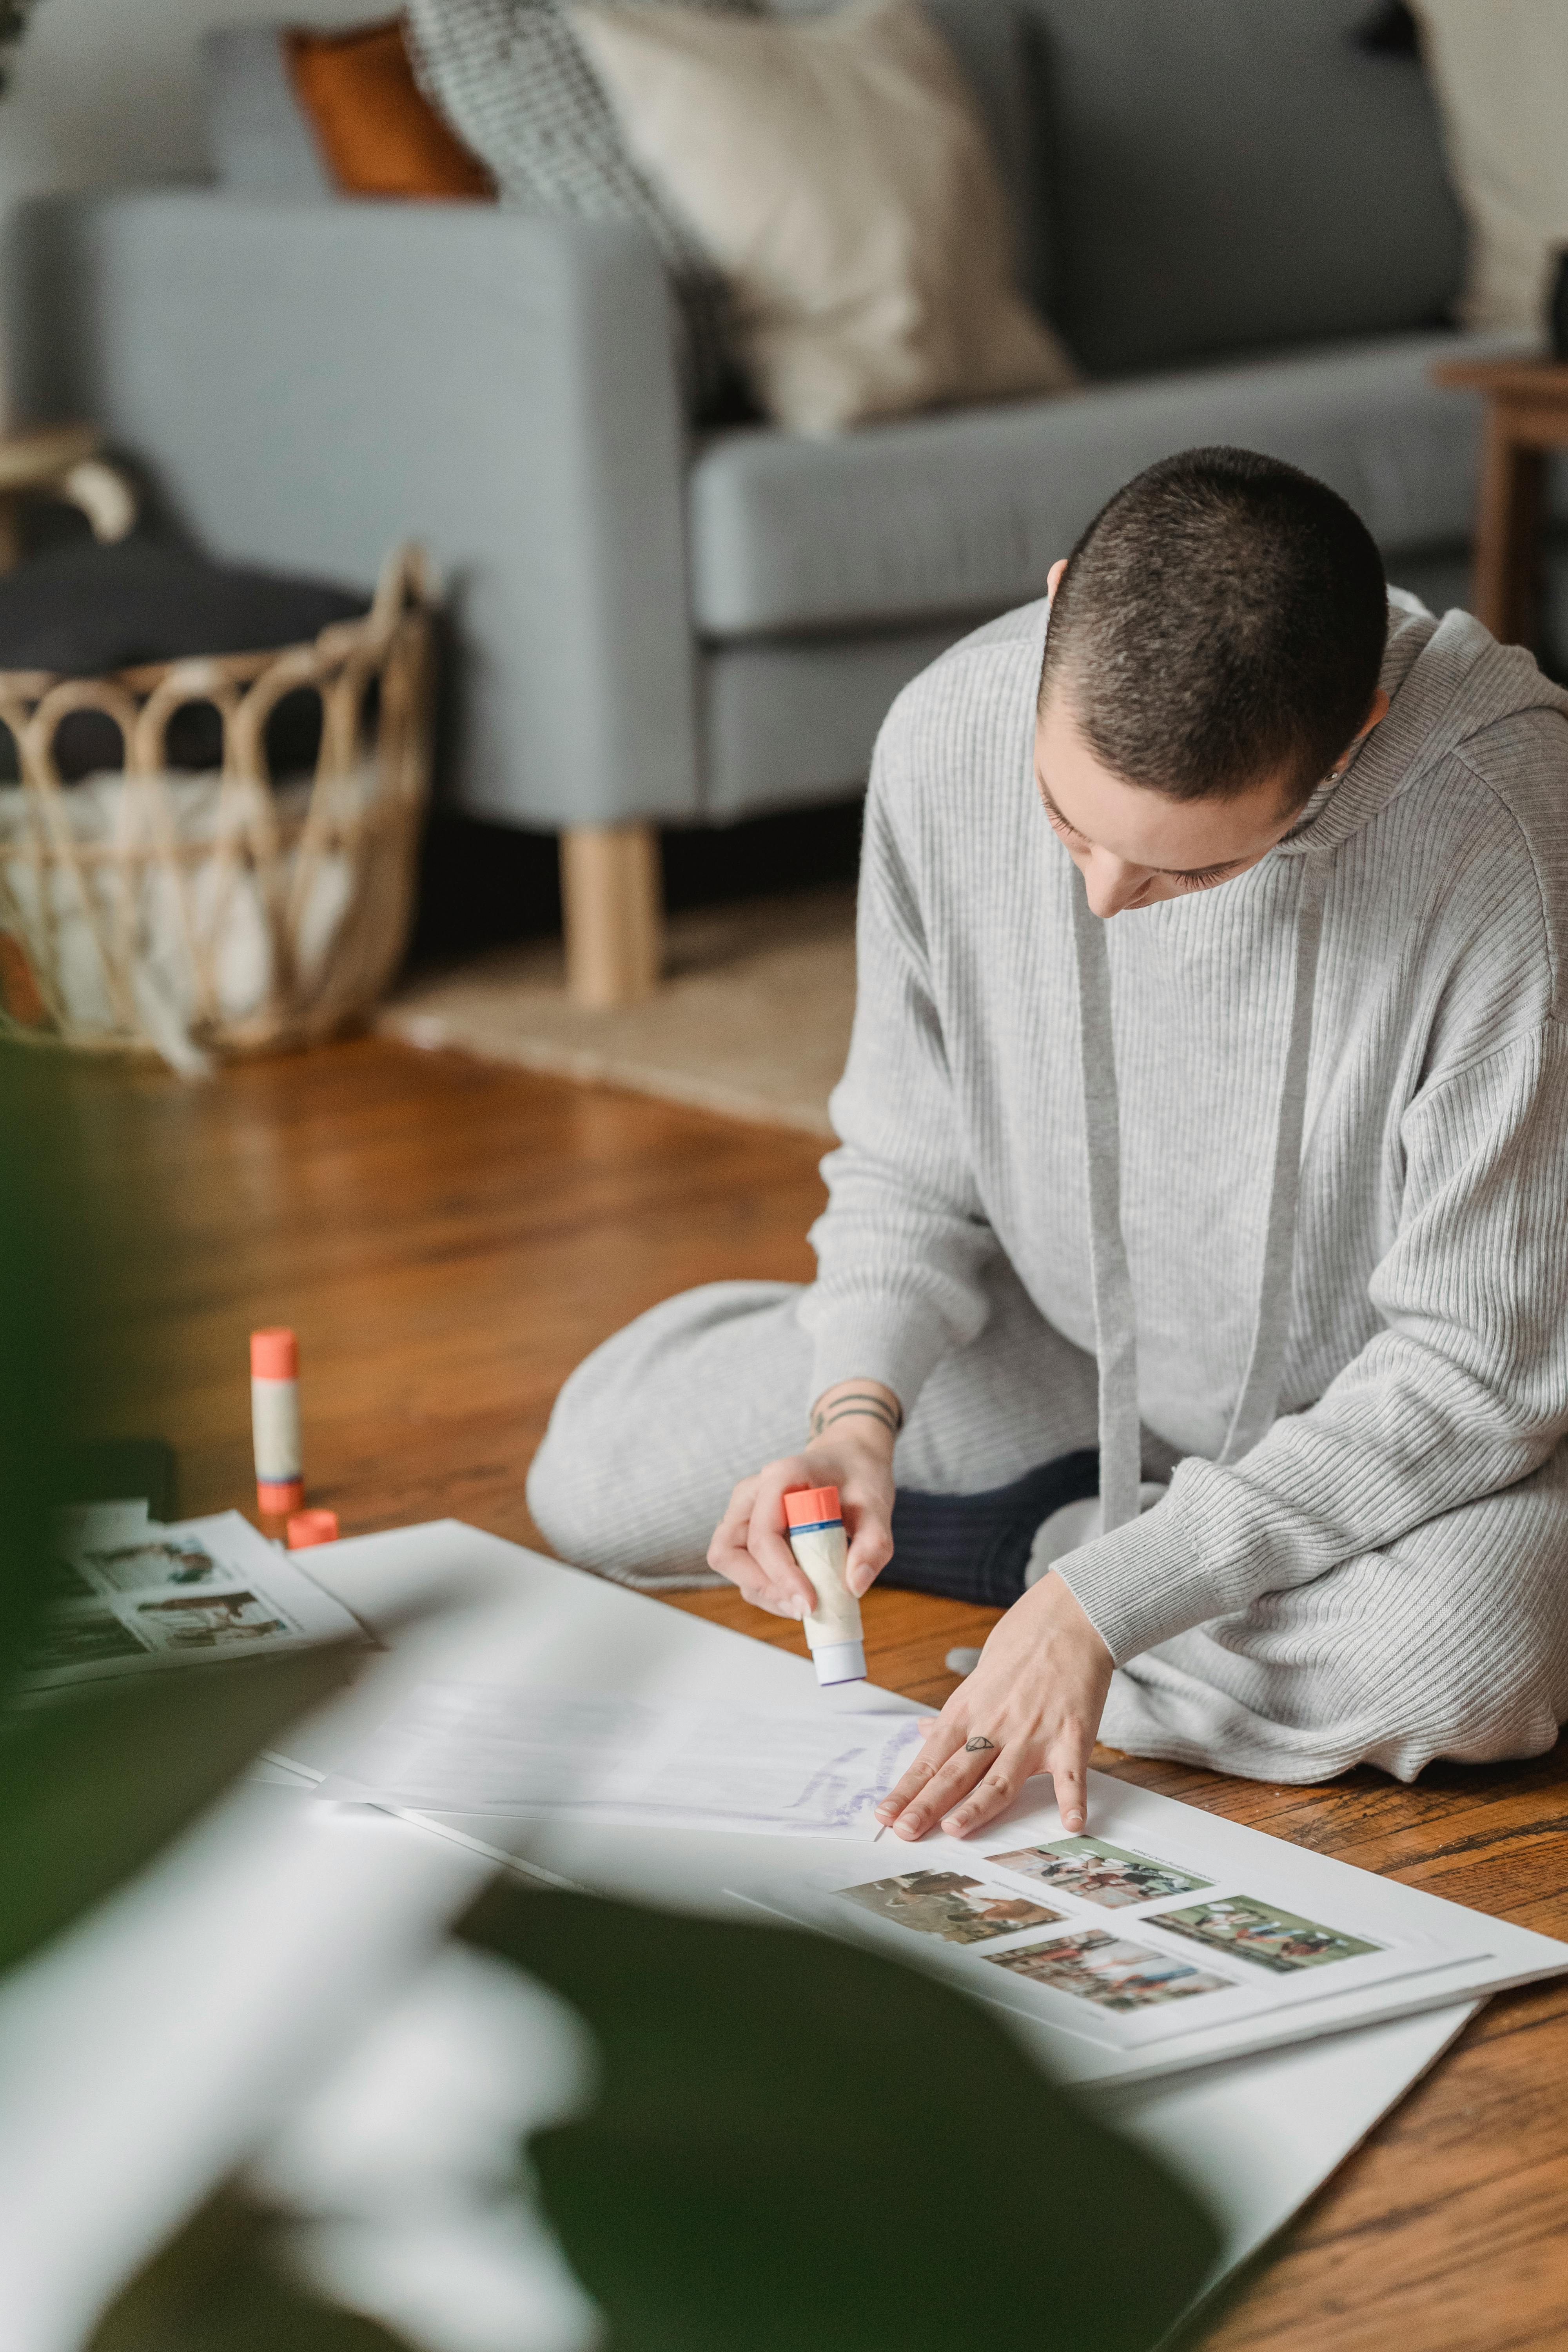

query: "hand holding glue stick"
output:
708 1373 1112 1845
706 1378 900 1626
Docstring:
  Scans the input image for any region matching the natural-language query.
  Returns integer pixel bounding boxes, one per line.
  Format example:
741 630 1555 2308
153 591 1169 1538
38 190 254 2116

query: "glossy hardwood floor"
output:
87 1033 1568 2352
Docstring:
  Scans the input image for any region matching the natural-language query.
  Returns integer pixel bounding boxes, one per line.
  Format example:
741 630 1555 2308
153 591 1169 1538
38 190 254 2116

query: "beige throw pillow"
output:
1412 0 1568 334
566 0 1078 434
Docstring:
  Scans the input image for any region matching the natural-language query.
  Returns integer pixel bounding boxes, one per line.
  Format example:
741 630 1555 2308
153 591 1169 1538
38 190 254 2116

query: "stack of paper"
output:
319 1682 926 1837
31 1504 363 1691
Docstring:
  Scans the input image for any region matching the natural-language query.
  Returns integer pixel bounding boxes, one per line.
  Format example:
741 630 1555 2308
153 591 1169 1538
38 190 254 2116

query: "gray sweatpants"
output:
528 1266 1568 1786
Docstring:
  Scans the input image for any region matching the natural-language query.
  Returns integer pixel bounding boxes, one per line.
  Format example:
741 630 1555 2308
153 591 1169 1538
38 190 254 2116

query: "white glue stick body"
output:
251 1326 304 1516
784 1485 866 1686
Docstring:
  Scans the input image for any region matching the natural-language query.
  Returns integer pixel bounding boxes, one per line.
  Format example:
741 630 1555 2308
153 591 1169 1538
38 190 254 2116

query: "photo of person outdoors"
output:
985 1928 1230 2011
130 1590 294 1650
82 1538 222 1594
1156 1897 1381 1974
988 1836 1211 1908
835 1869 1064 1945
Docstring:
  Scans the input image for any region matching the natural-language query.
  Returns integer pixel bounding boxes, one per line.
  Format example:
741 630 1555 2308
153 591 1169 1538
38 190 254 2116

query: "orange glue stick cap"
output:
784 1485 841 1528
251 1327 298 1381
287 1508 339 1550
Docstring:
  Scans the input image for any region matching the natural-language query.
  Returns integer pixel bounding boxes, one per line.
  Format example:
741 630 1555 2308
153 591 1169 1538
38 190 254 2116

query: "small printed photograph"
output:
1155 1896 1383 1974
31 1604 150 1671
984 1928 1231 2012
82 1539 223 1595
129 1589 296 1651
987 1835 1212 1908
834 1869 1065 1945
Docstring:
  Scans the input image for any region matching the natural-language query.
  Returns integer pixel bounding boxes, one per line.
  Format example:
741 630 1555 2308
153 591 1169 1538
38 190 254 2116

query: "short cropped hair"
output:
1038 447 1388 807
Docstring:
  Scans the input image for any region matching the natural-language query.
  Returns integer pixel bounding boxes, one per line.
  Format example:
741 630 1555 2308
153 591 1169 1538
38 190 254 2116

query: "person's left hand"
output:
874 1571 1114 1843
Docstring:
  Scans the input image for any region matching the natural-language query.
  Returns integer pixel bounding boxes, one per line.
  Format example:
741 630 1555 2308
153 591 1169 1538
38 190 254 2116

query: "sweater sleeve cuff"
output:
1050 1498 1214 1666
802 1297 952 1423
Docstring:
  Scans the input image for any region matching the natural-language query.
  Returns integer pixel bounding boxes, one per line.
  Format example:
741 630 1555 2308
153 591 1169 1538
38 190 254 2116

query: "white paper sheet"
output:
264 1521 1500 2305
319 1682 926 1837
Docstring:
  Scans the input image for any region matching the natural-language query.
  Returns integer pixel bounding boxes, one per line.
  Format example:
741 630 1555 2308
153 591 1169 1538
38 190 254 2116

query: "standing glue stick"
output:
784 1485 866 1687
251 1327 304 1516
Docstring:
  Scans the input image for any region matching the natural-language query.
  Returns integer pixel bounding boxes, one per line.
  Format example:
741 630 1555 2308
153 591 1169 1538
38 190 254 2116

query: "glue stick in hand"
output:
784 1485 866 1687
251 1327 304 1516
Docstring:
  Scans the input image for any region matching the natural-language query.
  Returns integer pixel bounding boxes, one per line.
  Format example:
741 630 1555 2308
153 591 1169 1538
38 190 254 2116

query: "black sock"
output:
883 1450 1101 1610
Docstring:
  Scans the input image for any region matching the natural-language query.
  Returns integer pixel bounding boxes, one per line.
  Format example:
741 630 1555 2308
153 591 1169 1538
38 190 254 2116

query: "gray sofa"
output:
0 0 1541 999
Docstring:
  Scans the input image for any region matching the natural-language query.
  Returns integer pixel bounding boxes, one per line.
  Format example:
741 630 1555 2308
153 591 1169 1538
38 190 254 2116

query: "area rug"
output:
377 884 855 1135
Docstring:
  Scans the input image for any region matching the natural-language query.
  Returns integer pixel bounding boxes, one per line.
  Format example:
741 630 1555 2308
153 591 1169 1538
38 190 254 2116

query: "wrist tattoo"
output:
809 1389 904 1442
812 1406 898 1441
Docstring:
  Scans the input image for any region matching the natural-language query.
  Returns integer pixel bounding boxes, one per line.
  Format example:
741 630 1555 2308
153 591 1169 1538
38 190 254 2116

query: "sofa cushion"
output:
403 0 764 416
201 25 335 199
568 0 1074 435
688 328 1528 639
1018 0 1466 376
1412 0 1568 334
284 19 495 199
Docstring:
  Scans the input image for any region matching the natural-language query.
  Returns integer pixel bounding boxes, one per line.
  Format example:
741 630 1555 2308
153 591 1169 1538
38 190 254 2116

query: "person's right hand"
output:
706 1377 900 1619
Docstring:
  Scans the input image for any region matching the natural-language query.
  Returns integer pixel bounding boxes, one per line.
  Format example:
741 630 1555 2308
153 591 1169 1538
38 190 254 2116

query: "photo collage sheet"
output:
32 1502 362 1691
802 1822 1479 2048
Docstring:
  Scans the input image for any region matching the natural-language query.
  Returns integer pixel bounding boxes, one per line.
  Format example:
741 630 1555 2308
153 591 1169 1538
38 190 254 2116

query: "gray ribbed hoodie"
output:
803 595 1568 1668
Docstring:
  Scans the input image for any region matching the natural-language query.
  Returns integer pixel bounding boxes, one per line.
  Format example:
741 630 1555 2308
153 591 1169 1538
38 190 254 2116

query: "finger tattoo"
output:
964 1735 998 1754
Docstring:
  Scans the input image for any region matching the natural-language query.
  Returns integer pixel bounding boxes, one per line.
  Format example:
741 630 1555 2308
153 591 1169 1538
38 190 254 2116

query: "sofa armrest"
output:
2 193 701 829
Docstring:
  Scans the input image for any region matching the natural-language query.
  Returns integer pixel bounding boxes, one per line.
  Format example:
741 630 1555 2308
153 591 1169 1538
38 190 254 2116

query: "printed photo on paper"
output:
80 1537 226 1596
1154 1895 1383 1974
30 1602 151 1672
30 1508 366 1691
987 1835 1212 1909
984 1928 1231 2011
127 1589 298 1653
834 1869 1065 1945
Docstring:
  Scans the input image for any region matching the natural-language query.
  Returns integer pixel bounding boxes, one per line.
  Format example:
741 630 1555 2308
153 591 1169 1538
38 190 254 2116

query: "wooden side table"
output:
0 422 138 572
1433 357 1568 649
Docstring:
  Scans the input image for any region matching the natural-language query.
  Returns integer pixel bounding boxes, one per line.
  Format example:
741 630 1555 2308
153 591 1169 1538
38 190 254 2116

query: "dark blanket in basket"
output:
0 542 370 782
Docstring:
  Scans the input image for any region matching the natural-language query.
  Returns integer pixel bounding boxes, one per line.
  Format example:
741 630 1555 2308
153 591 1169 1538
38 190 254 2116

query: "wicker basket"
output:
0 543 435 1071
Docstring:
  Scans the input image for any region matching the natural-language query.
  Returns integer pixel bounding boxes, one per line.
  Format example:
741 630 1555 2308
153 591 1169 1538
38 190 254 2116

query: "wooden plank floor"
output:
82 1032 1568 2351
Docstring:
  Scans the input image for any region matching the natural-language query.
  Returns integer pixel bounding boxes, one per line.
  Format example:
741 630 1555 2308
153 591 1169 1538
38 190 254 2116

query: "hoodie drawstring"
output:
1071 877 1143 1535
1217 851 1327 1465
1072 851 1328 1531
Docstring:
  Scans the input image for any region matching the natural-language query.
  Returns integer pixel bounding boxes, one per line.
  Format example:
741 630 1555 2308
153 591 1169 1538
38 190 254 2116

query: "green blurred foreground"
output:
0 1049 1219 2351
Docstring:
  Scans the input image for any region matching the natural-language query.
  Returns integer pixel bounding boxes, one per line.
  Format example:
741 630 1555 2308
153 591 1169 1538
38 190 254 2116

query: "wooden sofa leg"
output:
560 823 664 1007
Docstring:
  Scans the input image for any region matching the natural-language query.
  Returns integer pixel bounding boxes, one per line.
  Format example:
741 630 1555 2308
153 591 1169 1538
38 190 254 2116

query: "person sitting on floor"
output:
528 446 1568 1845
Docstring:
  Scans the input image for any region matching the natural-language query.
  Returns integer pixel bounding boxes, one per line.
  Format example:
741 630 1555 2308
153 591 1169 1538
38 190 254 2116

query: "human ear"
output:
1329 688 1391 777
1355 687 1390 742
1047 558 1067 602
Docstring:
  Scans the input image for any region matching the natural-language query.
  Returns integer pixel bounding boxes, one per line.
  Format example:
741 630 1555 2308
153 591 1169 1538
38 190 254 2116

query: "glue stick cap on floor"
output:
784 1485 842 1528
287 1508 339 1550
251 1327 298 1380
